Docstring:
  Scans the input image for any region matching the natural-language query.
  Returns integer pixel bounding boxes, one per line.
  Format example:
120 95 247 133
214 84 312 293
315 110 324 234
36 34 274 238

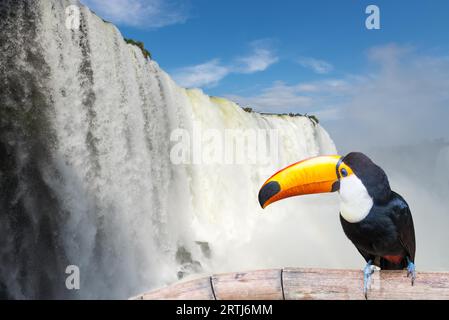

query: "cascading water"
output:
0 0 340 299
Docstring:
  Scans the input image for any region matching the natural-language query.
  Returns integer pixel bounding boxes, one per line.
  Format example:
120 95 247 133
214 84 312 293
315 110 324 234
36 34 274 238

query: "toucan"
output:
258 152 416 297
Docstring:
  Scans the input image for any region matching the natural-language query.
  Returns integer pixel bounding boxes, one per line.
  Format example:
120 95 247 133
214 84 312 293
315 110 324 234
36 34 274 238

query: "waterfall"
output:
0 0 338 299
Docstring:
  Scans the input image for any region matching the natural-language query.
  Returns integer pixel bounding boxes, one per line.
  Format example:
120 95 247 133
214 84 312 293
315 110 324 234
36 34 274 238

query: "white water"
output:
0 0 350 299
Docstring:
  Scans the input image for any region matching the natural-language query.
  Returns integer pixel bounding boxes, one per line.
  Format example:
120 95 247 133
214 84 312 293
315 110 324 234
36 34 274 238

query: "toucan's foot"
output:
363 260 374 299
407 259 416 286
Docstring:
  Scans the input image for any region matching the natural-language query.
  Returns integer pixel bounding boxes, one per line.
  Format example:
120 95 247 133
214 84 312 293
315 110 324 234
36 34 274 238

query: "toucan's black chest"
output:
339 194 409 259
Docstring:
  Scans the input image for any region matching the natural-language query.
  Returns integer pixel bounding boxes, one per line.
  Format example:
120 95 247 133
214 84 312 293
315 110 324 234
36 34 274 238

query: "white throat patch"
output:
338 174 373 223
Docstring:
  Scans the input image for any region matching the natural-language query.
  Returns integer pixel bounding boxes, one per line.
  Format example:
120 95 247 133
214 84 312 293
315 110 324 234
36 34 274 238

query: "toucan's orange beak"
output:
258 155 349 209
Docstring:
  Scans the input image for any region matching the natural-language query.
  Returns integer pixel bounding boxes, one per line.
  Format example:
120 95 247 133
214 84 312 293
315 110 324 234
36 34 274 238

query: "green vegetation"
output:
289 113 319 126
124 38 152 60
307 114 319 125
258 112 319 126
239 105 319 125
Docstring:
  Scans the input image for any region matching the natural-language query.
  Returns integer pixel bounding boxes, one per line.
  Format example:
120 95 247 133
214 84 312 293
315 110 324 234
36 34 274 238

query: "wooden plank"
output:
132 267 449 300
367 270 449 300
132 277 215 300
283 268 449 300
283 268 366 300
212 269 283 300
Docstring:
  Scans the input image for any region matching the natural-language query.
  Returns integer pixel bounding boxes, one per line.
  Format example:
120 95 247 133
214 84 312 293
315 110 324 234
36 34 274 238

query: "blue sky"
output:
82 0 449 149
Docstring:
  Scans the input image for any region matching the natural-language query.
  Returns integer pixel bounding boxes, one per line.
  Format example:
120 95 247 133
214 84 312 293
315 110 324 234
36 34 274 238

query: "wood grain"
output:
132 276 215 300
212 269 283 300
131 268 449 300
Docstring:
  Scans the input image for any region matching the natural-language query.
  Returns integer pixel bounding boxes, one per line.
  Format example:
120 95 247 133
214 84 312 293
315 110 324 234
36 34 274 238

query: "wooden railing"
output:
131 268 449 300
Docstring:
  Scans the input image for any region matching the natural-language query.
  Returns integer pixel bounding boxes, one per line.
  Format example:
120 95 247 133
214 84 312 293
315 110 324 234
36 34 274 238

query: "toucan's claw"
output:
363 260 374 299
407 260 416 286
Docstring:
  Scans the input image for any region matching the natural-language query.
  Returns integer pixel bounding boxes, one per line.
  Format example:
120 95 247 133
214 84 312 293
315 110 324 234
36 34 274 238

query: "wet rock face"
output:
175 246 202 280
175 242 212 280
0 0 71 299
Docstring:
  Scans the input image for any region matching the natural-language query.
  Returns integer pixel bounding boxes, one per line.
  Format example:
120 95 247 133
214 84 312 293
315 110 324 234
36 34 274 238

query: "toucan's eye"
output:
341 168 348 177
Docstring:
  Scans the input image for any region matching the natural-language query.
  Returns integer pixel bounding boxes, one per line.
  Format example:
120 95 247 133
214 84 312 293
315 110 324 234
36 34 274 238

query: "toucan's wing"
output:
392 191 416 261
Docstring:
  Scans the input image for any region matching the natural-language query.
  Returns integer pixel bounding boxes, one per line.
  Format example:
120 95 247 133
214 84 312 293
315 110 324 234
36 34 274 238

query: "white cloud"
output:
297 56 333 74
81 0 189 28
295 83 318 92
367 43 413 65
172 59 230 88
172 41 278 88
227 79 350 117
227 82 313 113
236 41 279 73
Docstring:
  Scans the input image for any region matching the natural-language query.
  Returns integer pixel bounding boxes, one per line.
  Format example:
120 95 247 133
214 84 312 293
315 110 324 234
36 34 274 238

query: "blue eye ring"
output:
341 168 348 177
